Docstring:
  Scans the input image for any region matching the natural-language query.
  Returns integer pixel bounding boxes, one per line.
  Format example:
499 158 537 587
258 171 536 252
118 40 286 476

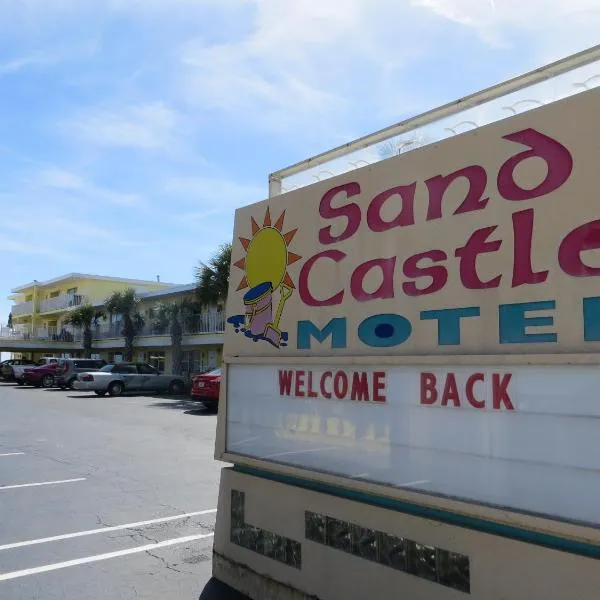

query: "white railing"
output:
0 325 81 342
183 313 225 335
11 301 34 316
91 312 225 340
38 294 88 313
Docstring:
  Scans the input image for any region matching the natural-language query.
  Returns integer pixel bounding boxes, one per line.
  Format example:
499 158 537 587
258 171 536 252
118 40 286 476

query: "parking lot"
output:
0 381 222 600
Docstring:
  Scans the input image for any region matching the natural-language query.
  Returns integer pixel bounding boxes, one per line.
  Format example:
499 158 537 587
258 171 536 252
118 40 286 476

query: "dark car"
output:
22 363 61 388
191 368 221 410
55 358 106 389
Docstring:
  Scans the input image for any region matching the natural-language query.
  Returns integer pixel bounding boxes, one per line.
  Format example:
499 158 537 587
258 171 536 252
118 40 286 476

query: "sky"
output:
1 0 600 323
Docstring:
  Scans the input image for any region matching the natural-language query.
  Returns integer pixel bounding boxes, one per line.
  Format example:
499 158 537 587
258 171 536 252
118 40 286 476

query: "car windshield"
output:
99 365 115 372
207 369 221 376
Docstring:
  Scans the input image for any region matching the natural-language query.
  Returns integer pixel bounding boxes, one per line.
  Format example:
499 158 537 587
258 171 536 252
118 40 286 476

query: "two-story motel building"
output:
1 273 224 373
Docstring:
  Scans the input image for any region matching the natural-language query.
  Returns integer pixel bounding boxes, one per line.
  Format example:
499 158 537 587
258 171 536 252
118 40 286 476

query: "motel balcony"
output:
91 312 226 340
38 294 88 314
11 301 34 317
0 325 82 343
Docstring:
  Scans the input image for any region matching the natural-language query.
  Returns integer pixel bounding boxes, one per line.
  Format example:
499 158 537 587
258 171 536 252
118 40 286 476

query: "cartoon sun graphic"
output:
229 207 302 348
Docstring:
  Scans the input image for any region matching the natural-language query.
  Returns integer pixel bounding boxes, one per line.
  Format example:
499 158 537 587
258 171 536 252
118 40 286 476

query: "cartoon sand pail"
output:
243 282 274 337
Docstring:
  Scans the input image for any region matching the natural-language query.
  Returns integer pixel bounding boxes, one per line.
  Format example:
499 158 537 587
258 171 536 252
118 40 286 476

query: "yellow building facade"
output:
2 274 223 375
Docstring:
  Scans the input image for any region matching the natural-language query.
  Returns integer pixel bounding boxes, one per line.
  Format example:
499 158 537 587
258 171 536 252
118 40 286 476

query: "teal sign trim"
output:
233 465 600 560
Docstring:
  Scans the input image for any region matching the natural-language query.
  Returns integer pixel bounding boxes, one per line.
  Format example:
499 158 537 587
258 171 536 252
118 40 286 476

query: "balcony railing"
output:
0 312 225 344
0 325 81 342
183 313 225 335
39 294 88 314
11 301 34 317
91 312 225 340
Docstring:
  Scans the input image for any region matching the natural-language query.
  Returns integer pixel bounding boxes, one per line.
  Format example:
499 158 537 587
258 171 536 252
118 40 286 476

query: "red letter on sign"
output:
295 370 306 397
455 226 502 289
299 250 346 306
351 257 396 302
402 250 448 296
512 209 548 287
334 371 349 399
279 370 293 396
307 372 318 398
420 372 437 405
351 372 370 401
367 183 416 231
497 129 573 201
466 373 485 409
319 182 362 244
320 372 332 399
425 165 489 221
559 220 600 277
492 374 514 410
373 372 386 403
441 373 460 407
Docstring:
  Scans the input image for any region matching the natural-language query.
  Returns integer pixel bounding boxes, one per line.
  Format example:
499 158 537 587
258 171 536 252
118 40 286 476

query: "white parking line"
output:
0 508 217 551
0 453 25 458
0 533 214 582
400 479 430 487
0 478 86 491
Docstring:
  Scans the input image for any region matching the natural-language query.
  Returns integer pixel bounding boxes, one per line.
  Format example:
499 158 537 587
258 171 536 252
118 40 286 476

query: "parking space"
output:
0 382 222 600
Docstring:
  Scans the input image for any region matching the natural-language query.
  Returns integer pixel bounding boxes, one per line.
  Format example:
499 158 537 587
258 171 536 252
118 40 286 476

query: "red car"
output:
191 368 221 410
22 363 60 388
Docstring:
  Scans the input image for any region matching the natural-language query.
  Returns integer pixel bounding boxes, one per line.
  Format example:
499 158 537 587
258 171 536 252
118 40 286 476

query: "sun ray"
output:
282 272 295 289
237 276 249 291
239 237 251 251
287 252 302 265
251 217 260 236
263 207 271 227
234 257 246 270
283 228 297 245
274 211 286 231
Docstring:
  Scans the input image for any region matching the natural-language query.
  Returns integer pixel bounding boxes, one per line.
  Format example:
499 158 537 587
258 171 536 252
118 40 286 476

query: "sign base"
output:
213 466 600 600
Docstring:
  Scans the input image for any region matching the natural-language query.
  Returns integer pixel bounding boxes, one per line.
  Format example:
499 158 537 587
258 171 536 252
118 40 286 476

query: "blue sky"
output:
1 0 599 322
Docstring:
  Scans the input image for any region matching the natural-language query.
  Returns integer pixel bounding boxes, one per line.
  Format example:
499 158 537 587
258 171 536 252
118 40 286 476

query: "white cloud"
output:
164 175 266 206
38 167 142 206
62 103 179 151
179 0 428 132
0 55 53 75
413 0 600 58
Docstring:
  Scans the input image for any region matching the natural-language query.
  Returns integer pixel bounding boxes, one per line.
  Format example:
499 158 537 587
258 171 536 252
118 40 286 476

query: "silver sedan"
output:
73 363 187 396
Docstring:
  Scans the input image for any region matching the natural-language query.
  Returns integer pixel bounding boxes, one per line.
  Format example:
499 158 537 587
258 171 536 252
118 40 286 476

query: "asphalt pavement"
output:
0 381 238 600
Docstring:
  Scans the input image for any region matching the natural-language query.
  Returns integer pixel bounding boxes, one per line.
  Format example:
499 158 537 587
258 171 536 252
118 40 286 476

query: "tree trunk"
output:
171 319 183 375
83 326 92 359
123 318 135 362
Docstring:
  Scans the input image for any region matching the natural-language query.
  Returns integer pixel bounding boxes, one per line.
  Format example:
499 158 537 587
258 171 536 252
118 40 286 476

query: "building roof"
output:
88 283 197 307
138 284 196 299
11 273 181 293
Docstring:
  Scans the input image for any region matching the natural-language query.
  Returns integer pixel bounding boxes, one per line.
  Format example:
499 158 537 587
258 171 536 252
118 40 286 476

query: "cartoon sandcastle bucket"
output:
243 281 274 337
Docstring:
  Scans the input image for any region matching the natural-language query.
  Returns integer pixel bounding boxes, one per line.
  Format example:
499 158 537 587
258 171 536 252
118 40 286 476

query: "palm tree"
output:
195 243 232 309
153 299 194 375
63 304 104 358
104 288 144 362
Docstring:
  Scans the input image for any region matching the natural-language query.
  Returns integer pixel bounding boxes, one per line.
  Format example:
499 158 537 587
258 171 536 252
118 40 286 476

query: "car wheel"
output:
94 391 106 396
41 375 54 388
168 380 185 395
108 381 124 397
67 378 76 390
16 378 24 386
